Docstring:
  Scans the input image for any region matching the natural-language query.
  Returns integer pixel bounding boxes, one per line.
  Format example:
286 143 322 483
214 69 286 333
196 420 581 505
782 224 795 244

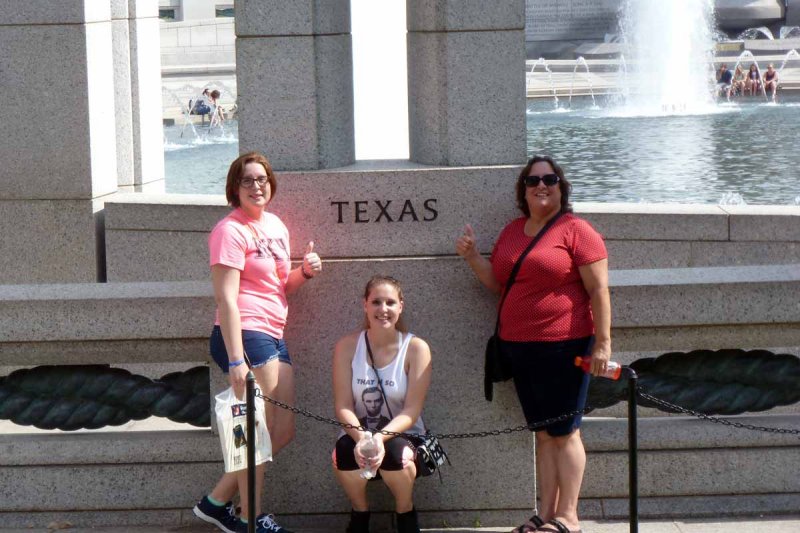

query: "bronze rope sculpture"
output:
0 349 798 431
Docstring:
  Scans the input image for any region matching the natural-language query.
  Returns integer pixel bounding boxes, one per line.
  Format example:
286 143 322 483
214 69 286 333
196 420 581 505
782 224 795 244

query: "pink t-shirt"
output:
491 214 607 342
208 208 292 338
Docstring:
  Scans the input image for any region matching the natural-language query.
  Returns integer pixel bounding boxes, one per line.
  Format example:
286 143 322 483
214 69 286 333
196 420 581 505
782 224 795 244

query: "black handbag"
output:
364 333 449 479
484 213 562 401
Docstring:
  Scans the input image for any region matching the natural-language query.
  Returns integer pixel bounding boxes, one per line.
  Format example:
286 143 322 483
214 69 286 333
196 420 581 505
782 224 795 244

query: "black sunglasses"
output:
524 173 560 187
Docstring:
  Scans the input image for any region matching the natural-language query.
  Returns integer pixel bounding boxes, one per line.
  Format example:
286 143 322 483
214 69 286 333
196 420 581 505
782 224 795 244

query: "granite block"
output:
104 192 229 231
613 323 800 353
0 430 219 466
601 494 800 519
110 0 128 20
188 23 218 47
407 0 525 32
691 241 800 266
0 462 220 511
722 205 800 242
0 200 98 284
105 229 209 282
0 0 110 25
611 277 800 327
0 338 208 366
606 240 691 269
0 509 184 529
576 203 729 241
112 18 135 189
581 415 800 452
236 34 355 170
581 447 800 498
0 24 117 199
0 281 213 342
235 0 351 36
407 30 527 166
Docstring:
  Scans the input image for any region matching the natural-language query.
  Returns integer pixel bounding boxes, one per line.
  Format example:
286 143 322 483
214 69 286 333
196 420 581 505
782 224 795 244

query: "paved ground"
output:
4 516 800 533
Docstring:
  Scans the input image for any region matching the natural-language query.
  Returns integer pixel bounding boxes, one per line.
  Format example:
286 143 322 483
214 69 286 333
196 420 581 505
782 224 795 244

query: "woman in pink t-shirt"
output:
455 155 612 533
193 151 322 533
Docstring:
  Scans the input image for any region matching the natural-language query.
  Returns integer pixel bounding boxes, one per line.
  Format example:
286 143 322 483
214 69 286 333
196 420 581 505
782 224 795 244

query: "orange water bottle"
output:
574 356 622 380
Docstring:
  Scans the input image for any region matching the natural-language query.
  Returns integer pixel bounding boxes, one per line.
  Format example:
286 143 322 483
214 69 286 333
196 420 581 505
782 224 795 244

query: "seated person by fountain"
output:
716 63 733 98
745 63 762 96
763 63 779 100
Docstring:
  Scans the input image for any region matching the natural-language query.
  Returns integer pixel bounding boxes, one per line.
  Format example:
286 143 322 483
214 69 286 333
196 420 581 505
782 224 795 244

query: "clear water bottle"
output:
574 356 622 380
359 431 379 479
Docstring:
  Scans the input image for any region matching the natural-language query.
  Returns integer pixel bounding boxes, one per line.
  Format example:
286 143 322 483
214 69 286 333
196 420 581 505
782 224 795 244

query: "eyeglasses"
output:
524 174 560 187
239 176 269 188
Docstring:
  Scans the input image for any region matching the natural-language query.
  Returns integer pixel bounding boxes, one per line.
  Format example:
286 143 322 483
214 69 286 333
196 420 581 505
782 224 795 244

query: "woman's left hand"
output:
302 241 322 278
590 340 612 377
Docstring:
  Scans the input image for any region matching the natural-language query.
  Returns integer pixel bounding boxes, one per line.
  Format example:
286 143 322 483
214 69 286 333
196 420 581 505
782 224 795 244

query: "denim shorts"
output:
500 336 592 437
209 325 292 373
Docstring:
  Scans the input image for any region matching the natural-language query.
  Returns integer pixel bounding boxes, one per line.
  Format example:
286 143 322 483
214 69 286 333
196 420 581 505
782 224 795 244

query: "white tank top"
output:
346 330 426 436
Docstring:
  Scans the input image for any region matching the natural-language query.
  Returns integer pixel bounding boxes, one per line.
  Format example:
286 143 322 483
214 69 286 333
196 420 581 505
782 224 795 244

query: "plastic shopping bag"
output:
214 387 272 473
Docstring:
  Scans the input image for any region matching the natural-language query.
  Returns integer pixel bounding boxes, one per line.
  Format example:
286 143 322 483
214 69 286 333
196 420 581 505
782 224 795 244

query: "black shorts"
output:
333 434 415 473
500 336 592 437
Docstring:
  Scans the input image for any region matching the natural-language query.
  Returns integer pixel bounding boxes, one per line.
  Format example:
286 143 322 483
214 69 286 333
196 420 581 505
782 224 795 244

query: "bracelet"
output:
301 265 313 279
228 359 246 368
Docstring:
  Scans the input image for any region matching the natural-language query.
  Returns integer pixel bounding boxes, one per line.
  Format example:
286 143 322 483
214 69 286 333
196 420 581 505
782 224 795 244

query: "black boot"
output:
395 508 420 533
346 509 370 533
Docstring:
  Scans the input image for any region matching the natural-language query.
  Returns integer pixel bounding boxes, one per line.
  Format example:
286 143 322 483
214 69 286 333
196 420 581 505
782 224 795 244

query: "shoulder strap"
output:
364 332 395 420
494 212 563 335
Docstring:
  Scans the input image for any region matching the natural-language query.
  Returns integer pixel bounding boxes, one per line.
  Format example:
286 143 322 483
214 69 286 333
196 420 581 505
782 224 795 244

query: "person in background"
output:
456 155 611 533
763 63 779 100
193 151 322 533
716 63 733 99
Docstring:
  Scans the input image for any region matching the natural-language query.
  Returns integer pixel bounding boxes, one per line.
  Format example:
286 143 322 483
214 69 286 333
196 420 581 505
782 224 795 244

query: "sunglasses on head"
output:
524 173 560 187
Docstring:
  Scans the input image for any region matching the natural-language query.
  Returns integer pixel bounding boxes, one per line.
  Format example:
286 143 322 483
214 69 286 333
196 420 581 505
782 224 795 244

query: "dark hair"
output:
515 155 573 216
362 275 408 333
224 151 277 208
210 89 221 99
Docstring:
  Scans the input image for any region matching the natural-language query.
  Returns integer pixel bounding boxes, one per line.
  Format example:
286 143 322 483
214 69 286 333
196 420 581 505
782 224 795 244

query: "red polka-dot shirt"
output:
491 214 608 342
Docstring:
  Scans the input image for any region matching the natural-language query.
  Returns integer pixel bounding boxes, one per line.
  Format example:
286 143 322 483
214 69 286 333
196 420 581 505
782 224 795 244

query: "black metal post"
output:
626 367 639 533
246 371 256 533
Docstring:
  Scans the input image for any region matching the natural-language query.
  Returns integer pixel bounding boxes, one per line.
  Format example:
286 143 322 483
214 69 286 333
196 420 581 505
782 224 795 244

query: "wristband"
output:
301 265 313 279
228 359 245 368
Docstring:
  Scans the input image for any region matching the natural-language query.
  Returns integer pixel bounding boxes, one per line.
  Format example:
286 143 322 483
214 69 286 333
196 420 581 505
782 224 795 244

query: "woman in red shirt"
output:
456 155 612 533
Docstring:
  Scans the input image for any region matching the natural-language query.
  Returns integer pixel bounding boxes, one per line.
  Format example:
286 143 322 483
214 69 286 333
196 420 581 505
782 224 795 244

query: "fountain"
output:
616 0 717 115
780 26 800 40
568 56 597 108
527 57 559 108
736 26 775 40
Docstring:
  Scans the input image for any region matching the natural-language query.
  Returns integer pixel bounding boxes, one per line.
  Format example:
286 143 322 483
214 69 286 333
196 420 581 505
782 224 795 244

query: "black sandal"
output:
535 518 582 533
511 514 545 533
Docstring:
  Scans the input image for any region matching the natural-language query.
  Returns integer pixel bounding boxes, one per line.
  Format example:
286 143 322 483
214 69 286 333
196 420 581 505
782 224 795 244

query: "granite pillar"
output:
234 0 355 170
127 0 165 192
112 0 135 191
406 0 527 166
0 1 117 283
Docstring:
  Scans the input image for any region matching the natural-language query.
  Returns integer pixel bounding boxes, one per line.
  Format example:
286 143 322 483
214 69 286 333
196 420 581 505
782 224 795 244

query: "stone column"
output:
128 0 165 192
235 0 355 170
406 0 527 166
0 1 118 283
112 0 135 191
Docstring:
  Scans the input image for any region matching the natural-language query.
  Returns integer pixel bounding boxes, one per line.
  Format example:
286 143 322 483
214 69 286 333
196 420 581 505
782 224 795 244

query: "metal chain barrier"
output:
254 389 587 440
637 389 800 436
254 387 800 439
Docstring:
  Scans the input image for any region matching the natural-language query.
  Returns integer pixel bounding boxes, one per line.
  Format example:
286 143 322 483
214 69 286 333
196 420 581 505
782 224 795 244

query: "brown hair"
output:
515 155 573 216
224 151 277 207
362 275 408 333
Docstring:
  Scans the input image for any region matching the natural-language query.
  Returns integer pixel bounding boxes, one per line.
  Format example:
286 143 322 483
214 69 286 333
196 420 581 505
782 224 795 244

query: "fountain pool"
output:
164 94 800 206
